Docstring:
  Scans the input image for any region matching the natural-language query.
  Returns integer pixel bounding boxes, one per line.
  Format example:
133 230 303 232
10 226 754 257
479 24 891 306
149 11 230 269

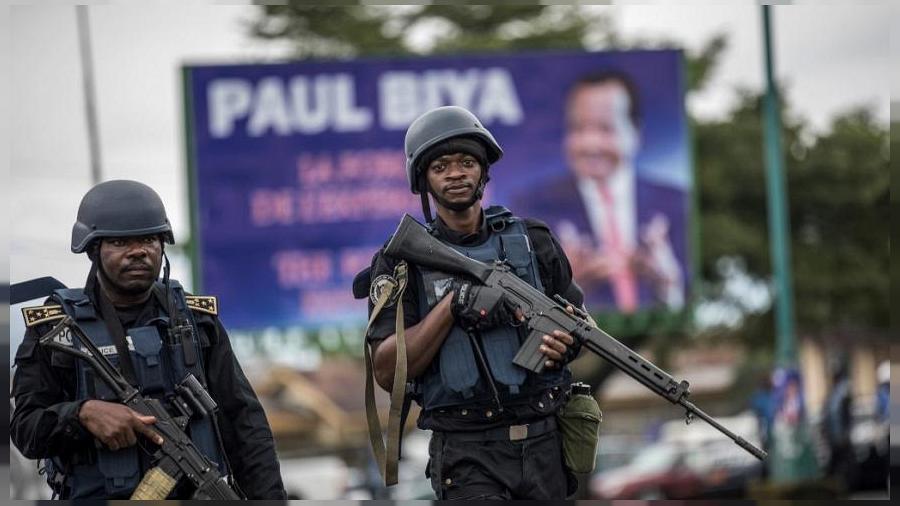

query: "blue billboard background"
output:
184 50 691 330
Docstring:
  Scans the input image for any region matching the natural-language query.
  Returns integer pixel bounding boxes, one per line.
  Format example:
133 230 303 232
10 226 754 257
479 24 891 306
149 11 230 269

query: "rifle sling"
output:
94 288 140 386
363 261 408 486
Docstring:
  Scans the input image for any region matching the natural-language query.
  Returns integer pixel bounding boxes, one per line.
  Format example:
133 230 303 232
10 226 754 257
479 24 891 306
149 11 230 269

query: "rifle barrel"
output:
681 399 768 460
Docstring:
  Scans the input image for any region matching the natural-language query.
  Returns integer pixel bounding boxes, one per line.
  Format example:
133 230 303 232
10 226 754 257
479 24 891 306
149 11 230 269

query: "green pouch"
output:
557 390 602 474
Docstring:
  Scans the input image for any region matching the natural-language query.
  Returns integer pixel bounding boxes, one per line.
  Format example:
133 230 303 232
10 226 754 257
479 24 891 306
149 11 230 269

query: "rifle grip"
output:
512 328 547 373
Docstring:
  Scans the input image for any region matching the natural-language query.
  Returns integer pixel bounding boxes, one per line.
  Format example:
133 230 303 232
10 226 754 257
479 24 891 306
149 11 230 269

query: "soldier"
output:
363 106 592 499
10 180 286 499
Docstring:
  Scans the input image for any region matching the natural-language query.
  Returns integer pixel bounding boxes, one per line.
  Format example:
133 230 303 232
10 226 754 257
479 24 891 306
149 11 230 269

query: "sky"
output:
611 4 892 128
5 2 895 349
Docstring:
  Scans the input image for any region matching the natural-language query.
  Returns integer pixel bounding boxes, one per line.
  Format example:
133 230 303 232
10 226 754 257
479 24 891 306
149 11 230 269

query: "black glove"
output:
449 279 518 331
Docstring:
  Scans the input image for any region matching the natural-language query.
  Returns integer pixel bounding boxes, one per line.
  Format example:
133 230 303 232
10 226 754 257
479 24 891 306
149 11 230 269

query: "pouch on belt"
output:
557 382 601 473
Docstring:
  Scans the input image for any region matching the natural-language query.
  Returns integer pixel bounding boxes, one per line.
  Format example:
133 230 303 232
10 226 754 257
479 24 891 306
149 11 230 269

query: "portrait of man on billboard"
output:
515 69 688 313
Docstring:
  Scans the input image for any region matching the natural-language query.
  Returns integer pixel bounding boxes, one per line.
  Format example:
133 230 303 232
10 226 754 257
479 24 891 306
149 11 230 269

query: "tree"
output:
250 4 609 57
695 94 890 350
790 109 889 334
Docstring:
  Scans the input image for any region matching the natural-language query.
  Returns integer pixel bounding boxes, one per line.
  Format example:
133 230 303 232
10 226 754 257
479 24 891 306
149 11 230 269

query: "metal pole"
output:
760 4 820 485
762 5 796 366
76 5 102 184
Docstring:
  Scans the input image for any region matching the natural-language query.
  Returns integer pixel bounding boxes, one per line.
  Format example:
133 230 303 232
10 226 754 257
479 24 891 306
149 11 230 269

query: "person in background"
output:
876 360 889 424
823 357 854 486
750 375 774 451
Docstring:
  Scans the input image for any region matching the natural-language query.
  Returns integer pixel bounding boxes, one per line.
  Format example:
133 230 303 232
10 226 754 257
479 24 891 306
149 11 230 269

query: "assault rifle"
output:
384 214 767 461
38 316 241 500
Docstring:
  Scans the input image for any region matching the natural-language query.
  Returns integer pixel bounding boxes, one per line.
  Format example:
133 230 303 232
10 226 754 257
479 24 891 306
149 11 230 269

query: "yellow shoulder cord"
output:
363 261 408 486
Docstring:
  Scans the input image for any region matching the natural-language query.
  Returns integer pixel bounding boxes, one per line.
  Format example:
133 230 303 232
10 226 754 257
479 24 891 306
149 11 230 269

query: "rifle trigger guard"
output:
519 309 538 324
684 410 694 425
510 311 525 328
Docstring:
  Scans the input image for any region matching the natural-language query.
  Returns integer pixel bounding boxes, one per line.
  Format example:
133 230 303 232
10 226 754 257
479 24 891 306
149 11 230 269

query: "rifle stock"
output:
385 215 493 282
385 214 767 461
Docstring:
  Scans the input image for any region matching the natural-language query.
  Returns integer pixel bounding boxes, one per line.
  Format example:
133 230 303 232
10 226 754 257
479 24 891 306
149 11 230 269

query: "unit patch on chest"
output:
186 295 218 316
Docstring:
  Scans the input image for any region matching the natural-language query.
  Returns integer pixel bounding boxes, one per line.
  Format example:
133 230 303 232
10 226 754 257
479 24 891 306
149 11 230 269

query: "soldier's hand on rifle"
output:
449 279 519 331
541 305 579 369
78 400 165 451
540 330 577 369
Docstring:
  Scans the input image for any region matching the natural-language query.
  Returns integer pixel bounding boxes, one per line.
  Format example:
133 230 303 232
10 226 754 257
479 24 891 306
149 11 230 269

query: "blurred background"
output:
7 1 895 501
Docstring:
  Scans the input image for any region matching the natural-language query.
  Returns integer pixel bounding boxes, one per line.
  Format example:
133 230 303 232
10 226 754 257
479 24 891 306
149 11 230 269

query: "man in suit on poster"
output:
517 71 687 312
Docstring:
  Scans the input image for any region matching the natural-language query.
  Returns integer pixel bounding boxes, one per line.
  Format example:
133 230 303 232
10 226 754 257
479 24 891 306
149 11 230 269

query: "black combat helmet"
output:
403 106 503 195
71 180 174 253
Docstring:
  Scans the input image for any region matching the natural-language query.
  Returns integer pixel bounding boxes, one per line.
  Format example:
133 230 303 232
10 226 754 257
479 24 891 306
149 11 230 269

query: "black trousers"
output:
426 428 575 500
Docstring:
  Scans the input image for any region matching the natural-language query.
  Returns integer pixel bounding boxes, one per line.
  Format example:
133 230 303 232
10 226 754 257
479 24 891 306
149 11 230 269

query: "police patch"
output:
369 274 401 308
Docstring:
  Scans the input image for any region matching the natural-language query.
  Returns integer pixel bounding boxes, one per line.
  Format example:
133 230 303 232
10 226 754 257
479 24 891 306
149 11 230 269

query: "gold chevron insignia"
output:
185 296 218 316
22 305 66 327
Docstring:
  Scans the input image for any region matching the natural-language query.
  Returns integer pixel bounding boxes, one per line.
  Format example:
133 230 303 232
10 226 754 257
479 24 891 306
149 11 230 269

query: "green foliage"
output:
789 109 889 333
250 4 407 58
696 90 778 280
696 93 890 346
417 5 609 54
249 4 612 58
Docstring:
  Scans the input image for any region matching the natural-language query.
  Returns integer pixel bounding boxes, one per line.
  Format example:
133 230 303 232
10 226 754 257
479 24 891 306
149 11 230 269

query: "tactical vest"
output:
49 281 225 499
415 206 569 411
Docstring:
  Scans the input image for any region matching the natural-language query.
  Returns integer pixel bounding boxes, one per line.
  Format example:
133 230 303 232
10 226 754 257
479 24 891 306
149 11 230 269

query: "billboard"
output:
183 49 692 330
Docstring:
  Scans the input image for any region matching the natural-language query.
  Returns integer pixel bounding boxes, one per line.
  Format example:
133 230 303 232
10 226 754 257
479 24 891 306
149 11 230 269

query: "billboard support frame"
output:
182 66 204 293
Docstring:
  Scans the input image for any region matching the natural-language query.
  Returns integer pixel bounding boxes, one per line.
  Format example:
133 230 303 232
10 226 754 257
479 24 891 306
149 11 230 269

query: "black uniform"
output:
367 212 582 499
10 287 287 499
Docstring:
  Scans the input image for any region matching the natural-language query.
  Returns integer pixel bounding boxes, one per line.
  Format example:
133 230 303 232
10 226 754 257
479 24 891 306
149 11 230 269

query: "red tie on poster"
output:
598 183 638 311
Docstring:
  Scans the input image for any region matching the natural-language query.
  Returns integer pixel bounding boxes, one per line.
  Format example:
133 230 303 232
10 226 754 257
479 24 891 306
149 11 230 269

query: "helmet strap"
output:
419 178 433 224
162 250 176 321
473 165 490 200
84 260 99 304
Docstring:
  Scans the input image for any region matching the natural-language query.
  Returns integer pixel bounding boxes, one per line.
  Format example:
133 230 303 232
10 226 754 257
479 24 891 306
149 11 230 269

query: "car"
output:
689 439 764 498
594 434 643 475
590 412 765 500
590 441 707 499
660 412 764 498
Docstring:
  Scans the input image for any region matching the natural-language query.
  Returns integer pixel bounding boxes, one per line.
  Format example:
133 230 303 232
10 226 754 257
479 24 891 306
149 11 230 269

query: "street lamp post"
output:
760 4 820 485
76 5 102 184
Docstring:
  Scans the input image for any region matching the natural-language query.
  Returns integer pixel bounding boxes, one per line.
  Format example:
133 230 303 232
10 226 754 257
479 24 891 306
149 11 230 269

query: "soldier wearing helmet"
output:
360 107 591 499
10 180 286 499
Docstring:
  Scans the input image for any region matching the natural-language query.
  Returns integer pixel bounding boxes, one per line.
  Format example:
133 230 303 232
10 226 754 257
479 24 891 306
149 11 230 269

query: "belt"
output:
437 416 557 442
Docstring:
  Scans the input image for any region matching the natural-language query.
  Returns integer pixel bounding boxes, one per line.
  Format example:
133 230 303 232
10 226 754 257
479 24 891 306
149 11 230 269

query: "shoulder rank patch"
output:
186 295 218 316
22 305 66 327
